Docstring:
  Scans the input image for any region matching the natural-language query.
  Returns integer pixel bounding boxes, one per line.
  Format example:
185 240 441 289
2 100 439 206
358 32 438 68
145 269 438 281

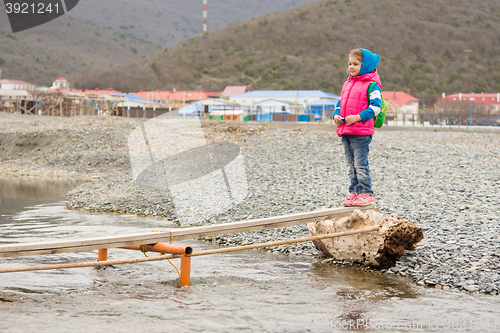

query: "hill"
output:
68 0 318 47
78 0 500 105
0 6 161 86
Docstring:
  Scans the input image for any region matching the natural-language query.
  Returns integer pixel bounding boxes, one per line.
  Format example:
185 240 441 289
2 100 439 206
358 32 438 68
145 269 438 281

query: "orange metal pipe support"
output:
98 249 107 261
180 254 191 287
120 243 192 255
120 243 193 287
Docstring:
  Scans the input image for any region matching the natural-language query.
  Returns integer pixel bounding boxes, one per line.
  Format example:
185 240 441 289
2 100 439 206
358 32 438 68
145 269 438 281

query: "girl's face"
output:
348 56 362 76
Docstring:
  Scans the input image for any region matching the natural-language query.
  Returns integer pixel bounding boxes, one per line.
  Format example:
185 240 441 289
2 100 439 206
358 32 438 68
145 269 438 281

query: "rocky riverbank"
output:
1 112 500 294
0 112 136 179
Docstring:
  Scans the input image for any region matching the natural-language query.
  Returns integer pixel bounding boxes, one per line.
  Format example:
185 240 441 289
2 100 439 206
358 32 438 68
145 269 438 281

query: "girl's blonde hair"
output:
349 49 363 62
346 49 363 75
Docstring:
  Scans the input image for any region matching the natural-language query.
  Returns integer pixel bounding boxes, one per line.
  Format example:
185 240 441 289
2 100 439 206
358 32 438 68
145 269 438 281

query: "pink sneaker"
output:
351 193 374 206
342 193 357 207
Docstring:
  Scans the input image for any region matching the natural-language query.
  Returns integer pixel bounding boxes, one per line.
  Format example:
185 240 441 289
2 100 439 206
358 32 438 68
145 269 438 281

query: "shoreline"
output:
1 112 500 294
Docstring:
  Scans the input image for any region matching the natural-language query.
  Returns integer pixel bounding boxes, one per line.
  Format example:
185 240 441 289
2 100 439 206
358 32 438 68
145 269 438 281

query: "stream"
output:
1 178 499 332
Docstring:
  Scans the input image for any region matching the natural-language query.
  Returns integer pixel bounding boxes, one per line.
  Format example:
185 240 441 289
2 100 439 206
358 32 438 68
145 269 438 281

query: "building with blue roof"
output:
304 98 340 121
229 90 339 109
253 99 292 113
110 93 158 108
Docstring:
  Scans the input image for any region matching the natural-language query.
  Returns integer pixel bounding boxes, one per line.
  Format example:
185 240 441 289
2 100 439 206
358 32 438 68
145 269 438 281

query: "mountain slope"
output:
68 0 318 46
78 0 500 104
0 5 161 86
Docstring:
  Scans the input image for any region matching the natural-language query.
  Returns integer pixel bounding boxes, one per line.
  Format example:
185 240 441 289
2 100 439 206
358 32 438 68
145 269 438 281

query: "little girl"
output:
333 48 382 207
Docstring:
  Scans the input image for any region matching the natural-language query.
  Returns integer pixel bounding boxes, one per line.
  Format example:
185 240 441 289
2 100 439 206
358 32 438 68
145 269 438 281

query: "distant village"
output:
1 74 499 126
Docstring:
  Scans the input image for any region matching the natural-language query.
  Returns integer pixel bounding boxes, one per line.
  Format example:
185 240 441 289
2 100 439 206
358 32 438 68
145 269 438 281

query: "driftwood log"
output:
307 209 423 269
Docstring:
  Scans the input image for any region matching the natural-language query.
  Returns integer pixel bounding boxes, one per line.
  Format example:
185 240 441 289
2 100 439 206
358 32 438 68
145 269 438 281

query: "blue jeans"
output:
341 135 373 196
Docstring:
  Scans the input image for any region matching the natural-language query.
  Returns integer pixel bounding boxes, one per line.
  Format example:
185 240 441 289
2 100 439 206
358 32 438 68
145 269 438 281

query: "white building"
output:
195 98 235 107
0 79 36 91
254 99 292 113
382 91 419 120
436 92 500 113
51 77 69 90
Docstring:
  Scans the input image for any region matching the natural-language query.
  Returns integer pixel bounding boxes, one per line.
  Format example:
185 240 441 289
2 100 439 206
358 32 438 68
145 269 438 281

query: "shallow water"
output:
1 178 500 332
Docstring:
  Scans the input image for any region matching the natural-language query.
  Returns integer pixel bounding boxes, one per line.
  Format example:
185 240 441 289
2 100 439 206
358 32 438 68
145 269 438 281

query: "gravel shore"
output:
1 112 500 294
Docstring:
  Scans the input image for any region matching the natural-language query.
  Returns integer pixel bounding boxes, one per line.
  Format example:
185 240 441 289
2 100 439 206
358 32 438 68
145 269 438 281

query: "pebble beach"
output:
1 112 499 294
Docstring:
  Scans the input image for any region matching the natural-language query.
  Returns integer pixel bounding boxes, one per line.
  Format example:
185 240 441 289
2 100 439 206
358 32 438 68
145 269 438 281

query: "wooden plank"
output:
0 226 381 274
0 205 376 258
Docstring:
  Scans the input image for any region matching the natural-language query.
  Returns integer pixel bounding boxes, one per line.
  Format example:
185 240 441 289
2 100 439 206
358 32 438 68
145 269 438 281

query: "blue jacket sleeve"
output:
333 99 341 118
359 84 382 121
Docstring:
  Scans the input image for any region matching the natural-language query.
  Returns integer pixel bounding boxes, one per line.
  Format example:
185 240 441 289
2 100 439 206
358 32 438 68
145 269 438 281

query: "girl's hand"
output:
345 115 362 125
334 115 343 126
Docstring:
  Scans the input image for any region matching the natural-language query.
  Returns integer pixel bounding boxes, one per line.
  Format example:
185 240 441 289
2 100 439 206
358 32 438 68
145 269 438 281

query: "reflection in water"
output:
0 177 83 199
0 177 84 216
1 179 500 332
310 262 418 300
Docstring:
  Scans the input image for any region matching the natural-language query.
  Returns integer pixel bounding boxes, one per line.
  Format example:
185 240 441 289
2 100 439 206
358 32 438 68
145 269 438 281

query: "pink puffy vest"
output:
336 70 381 137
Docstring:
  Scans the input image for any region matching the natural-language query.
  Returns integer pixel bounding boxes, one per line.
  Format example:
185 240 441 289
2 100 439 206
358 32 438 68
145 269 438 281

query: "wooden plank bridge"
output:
0 205 378 286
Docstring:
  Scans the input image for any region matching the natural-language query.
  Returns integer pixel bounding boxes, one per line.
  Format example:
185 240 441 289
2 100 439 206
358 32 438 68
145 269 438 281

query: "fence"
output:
117 106 497 127
386 113 461 127
246 112 314 122
387 113 498 127
121 107 179 118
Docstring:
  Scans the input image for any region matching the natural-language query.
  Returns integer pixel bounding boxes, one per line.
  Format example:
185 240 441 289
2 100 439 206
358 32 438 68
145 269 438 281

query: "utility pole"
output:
202 0 207 33
469 98 474 127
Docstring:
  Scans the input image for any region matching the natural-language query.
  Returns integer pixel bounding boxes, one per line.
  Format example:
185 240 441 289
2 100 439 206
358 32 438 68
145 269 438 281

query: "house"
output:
382 91 419 120
220 86 247 99
435 93 500 113
178 98 239 115
229 90 339 109
0 79 36 91
51 77 69 90
109 93 157 108
191 97 236 113
304 98 339 121
253 99 292 113
195 98 234 106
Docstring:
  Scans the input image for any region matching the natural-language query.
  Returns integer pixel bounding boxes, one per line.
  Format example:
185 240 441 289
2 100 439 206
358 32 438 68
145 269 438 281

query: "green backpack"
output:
367 82 387 128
